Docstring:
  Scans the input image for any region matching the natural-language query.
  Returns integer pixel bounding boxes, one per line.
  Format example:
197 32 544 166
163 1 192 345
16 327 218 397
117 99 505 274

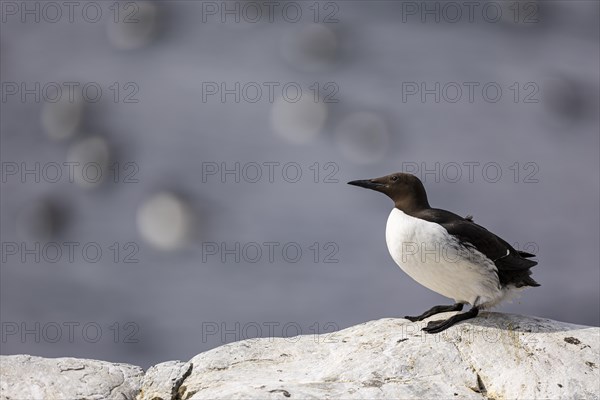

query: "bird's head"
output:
347 172 430 213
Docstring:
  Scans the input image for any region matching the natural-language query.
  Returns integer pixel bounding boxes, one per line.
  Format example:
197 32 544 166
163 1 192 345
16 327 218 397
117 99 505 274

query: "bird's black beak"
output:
347 179 385 191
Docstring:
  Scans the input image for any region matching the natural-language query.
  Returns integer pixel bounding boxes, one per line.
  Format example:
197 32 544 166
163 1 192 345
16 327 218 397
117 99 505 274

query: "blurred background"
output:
1 1 598 369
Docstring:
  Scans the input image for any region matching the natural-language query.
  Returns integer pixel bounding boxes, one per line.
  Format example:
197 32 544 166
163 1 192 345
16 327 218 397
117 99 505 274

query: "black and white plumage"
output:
348 172 539 333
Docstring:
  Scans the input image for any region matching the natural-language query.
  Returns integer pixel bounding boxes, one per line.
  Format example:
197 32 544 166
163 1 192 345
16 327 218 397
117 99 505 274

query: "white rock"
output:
138 360 192 400
180 313 599 399
1 314 598 400
136 192 193 251
0 355 143 400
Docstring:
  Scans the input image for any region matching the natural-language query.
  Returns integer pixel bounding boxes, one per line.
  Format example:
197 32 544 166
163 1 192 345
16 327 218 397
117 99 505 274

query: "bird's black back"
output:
410 208 540 288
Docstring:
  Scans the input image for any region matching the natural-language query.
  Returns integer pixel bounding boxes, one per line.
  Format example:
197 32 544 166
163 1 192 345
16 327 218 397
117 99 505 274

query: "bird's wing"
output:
414 209 539 287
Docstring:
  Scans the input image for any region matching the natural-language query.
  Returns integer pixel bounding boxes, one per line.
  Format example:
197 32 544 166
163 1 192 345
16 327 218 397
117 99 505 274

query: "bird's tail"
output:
518 251 536 258
523 274 540 287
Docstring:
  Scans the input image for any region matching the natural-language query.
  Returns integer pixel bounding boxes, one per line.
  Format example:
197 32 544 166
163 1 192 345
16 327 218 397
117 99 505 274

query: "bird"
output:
348 172 540 333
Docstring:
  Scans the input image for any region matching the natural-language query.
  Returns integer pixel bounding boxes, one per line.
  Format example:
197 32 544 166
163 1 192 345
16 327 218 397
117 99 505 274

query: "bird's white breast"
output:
385 208 504 307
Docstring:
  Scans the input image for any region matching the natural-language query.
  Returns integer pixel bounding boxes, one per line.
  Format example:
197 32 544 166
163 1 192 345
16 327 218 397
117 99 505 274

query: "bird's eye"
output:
390 175 398 182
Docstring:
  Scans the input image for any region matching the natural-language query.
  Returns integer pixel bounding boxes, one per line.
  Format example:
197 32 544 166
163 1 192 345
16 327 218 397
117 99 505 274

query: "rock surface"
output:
137 360 192 400
1 313 599 400
0 354 143 400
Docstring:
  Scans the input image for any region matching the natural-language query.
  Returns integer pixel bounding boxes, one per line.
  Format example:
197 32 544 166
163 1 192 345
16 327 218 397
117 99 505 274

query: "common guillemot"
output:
348 172 539 333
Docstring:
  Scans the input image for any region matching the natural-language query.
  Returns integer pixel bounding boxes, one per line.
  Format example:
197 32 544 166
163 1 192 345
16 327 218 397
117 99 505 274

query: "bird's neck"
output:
394 185 430 214
395 200 430 215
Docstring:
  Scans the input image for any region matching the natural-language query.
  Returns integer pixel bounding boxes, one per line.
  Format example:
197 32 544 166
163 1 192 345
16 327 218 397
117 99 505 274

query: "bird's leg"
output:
422 306 479 334
404 303 464 322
